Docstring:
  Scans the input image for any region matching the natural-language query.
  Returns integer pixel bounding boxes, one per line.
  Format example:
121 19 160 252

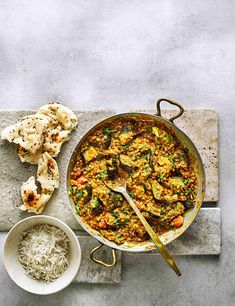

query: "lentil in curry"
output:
69 117 198 245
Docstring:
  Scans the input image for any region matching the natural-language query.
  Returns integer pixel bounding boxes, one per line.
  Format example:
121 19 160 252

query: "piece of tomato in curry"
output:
69 118 198 245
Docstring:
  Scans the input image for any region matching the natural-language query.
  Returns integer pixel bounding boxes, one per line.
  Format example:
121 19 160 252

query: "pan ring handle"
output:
156 98 184 123
90 243 117 268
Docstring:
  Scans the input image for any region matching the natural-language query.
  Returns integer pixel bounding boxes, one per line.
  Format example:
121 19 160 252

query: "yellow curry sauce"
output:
69 118 198 245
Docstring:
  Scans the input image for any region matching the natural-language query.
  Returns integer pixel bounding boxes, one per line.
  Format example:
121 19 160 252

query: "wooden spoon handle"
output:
122 190 181 276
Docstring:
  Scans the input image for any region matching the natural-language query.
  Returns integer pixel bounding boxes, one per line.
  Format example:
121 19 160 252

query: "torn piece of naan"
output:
2 102 77 214
17 146 43 164
20 176 53 214
37 102 78 131
17 126 70 163
37 152 59 191
20 153 59 213
1 114 50 154
43 126 71 157
15 103 78 164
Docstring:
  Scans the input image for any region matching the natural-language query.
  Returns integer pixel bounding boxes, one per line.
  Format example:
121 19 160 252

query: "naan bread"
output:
17 146 42 164
20 176 52 214
37 152 59 191
17 126 71 163
14 103 78 163
1 114 50 154
43 126 71 157
20 153 59 213
37 103 78 131
2 102 77 214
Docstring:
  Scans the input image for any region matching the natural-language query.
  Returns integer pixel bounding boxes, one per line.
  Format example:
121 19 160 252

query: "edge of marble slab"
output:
73 234 122 284
0 108 218 117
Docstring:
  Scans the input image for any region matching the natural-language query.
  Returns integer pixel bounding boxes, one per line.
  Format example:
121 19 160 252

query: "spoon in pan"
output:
103 178 181 276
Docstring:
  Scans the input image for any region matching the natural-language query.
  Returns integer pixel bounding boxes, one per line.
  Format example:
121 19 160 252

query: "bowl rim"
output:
2 215 81 295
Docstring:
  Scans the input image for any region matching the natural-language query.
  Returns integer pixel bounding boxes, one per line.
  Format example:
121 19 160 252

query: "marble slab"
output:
0 109 218 231
74 235 121 283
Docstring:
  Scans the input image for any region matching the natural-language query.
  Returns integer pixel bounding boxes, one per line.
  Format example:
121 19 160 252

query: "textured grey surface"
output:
0 109 218 231
0 1 235 306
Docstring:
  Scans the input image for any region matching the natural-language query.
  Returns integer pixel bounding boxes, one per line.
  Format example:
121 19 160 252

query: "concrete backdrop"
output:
0 0 235 305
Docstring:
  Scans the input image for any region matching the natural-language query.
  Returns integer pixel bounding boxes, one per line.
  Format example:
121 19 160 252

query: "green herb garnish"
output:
76 190 84 199
128 191 135 199
121 208 130 214
68 186 77 196
111 210 120 219
90 199 99 208
120 126 131 133
75 203 81 215
96 171 108 180
110 154 119 159
169 156 176 167
166 132 171 142
102 127 116 136
188 189 195 196
121 144 130 149
146 127 152 134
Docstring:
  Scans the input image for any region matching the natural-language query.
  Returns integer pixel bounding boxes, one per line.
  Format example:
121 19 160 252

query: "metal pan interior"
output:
67 113 205 252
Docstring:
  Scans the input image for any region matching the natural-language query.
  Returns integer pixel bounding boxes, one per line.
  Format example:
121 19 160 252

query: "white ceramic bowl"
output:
3 215 81 295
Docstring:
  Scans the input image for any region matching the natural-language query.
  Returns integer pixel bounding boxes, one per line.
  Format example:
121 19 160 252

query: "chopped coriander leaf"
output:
76 190 84 199
121 208 130 214
128 191 135 199
124 218 130 223
90 199 99 208
159 173 165 180
182 179 188 185
188 189 195 196
68 186 77 196
111 210 120 219
75 203 81 215
116 233 122 239
121 144 130 149
113 217 121 228
145 171 151 180
146 127 152 134
120 126 131 133
166 132 171 142
96 171 108 179
169 156 176 166
110 154 119 159
102 127 117 136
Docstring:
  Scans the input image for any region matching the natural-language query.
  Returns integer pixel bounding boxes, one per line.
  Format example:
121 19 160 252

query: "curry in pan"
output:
69 118 198 245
